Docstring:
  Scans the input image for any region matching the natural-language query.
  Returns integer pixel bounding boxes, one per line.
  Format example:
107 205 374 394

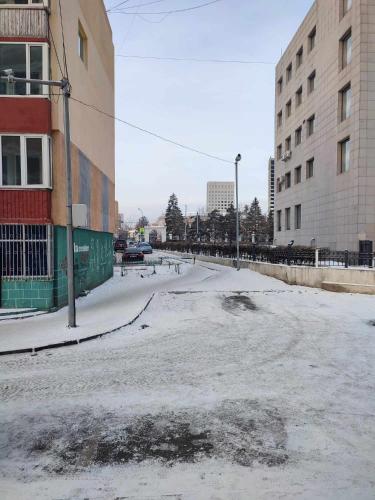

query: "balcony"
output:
0 7 48 39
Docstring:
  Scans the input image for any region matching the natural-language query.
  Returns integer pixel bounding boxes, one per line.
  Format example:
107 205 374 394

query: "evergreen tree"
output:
241 204 250 241
165 193 185 240
207 210 225 242
266 211 274 244
136 216 149 230
187 214 208 242
149 229 158 244
245 197 267 242
224 204 237 244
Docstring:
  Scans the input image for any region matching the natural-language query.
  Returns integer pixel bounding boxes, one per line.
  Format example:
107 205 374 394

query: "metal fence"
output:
154 243 374 269
0 224 53 279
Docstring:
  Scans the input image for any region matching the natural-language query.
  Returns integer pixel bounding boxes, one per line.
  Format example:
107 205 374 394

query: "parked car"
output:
122 247 144 262
114 239 127 252
137 242 153 254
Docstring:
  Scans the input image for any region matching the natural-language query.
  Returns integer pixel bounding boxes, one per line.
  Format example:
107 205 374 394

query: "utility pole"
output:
62 81 76 327
235 154 242 271
196 211 199 241
1 71 76 327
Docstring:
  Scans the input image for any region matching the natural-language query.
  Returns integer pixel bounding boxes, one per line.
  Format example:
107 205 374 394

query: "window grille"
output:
0 224 52 278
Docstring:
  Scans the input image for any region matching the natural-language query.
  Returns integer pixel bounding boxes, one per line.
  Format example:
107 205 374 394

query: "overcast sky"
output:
104 0 313 224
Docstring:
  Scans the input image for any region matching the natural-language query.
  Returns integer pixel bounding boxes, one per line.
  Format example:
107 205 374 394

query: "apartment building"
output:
268 157 275 215
274 0 375 251
206 181 235 213
0 0 115 309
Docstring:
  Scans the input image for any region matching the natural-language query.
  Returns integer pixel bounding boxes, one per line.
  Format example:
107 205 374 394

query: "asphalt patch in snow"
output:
3 400 288 477
222 294 258 313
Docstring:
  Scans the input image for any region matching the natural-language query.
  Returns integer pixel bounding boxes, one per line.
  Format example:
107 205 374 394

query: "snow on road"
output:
0 255 375 499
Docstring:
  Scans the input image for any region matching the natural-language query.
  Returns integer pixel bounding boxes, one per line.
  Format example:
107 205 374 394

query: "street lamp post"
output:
0 71 76 327
235 154 242 271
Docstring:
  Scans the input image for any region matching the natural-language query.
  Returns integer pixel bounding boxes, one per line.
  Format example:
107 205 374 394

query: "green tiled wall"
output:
54 226 113 308
0 226 113 310
1 279 54 310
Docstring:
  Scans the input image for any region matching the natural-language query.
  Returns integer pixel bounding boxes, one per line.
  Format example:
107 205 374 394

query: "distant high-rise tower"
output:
206 181 235 213
268 157 275 215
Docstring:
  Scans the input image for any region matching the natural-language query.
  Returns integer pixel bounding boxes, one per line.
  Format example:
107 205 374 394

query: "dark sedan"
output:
114 239 127 252
122 247 144 262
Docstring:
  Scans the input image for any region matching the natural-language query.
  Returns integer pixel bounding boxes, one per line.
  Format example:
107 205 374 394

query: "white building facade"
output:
206 181 235 213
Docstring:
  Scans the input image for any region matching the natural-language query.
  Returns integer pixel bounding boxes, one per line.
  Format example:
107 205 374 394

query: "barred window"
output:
0 224 52 278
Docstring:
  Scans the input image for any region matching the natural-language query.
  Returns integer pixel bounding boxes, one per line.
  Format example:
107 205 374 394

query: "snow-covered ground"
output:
1 253 375 499
0 254 195 352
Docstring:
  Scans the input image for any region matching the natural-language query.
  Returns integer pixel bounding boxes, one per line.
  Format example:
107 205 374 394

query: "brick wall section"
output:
0 98 51 134
0 190 51 223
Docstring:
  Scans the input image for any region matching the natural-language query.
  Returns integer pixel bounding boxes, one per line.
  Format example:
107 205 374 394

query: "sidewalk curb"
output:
0 308 38 317
0 293 156 357
0 310 49 322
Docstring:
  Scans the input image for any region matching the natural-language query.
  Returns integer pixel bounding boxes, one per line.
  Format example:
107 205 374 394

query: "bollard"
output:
315 248 319 268
193 256 196 265
152 264 156 275
344 249 349 268
168 261 171 269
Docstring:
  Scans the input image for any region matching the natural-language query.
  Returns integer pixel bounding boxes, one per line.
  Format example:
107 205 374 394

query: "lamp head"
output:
235 153 242 163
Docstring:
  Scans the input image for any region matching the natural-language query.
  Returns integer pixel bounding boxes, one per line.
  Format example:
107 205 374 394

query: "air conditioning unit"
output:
281 150 292 162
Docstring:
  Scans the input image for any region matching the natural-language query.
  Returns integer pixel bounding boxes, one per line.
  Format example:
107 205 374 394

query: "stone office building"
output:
274 0 375 251
206 181 235 214
0 0 115 308
268 157 275 215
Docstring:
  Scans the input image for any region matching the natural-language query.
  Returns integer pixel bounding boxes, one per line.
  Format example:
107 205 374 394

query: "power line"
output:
70 96 233 164
136 12 170 23
58 0 69 79
107 0 132 12
117 0 167 10
109 0 222 15
116 54 276 65
47 15 64 78
118 2 139 49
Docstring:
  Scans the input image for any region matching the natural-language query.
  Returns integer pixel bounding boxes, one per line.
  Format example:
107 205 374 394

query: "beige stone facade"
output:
274 0 375 251
206 181 235 213
49 0 115 233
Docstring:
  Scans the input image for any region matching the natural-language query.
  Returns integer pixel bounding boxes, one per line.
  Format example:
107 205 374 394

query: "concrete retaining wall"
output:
172 252 375 294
